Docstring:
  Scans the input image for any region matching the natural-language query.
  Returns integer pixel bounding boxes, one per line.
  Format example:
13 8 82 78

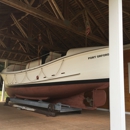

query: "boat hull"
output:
2 47 109 109
6 80 109 99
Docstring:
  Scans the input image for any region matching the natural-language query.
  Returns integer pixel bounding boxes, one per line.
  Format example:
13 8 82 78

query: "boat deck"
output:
0 102 130 130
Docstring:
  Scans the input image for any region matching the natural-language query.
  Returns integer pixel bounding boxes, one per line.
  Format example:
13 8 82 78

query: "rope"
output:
41 68 47 78
14 72 27 84
4 52 65 85
6 74 15 84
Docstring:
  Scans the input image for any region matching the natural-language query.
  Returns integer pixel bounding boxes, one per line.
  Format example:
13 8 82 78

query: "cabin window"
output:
128 63 130 93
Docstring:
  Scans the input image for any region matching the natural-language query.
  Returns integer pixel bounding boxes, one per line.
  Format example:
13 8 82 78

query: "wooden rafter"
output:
97 0 108 6
30 0 35 5
46 28 54 45
13 54 20 60
37 19 69 49
32 18 50 44
50 0 64 20
40 0 48 5
98 0 130 16
8 41 17 59
0 15 9 29
124 28 130 41
7 52 11 59
0 39 7 48
28 15 33 38
0 51 5 59
11 29 30 53
0 48 35 57
91 0 107 24
10 13 28 38
77 0 108 39
0 31 37 45
19 55 23 61
0 1 47 31
63 0 69 20
19 42 27 53
24 0 30 5
0 31 63 51
70 9 85 22
23 56 28 61
0 0 108 45
48 0 59 19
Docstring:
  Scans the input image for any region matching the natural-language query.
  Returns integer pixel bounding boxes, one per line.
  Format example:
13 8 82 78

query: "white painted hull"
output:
1 47 109 109
1 47 109 87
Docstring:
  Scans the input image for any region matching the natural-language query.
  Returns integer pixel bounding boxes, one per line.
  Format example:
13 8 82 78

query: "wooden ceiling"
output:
0 0 129 62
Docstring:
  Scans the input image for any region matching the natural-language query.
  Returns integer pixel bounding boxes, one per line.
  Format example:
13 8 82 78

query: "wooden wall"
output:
100 49 130 111
124 49 130 112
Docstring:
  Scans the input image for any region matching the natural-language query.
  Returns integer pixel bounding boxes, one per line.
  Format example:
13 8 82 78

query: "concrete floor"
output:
0 103 130 130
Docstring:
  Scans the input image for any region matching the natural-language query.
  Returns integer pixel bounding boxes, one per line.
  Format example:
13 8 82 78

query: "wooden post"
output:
1 60 8 102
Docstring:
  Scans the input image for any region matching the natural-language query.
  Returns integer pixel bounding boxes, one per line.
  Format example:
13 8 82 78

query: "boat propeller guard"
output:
85 89 106 109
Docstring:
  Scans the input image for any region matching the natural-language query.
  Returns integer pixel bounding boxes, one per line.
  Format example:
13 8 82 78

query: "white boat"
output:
1 46 109 109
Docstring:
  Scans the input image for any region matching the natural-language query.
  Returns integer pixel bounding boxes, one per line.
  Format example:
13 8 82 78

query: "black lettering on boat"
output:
88 56 96 59
97 53 109 58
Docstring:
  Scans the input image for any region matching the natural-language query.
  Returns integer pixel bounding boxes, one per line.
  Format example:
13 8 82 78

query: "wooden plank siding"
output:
124 49 130 112
99 49 130 111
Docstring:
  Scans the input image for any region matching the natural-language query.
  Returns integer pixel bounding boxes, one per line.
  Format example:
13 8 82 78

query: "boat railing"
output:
2 51 66 72
6 51 65 71
8 53 49 71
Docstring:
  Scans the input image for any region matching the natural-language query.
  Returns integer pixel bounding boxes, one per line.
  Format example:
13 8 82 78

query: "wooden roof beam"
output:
97 0 108 6
77 0 108 39
11 29 30 53
48 0 60 19
24 0 30 5
0 31 63 51
28 15 33 38
0 15 9 29
19 42 27 53
30 0 35 5
0 31 39 45
124 28 130 41
70 9 85 22
0 1 47 31
50 0 65 20
0 0 108 45
0 48 35 57
40 0 48 5
98 0 130 16
0 39 7 48
46 28 54 45
8 41 17 59
10 13 28 38
35 18 69 49
63 0 69 20
0 52 5 59
91 0 108 24
0 0 70 29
